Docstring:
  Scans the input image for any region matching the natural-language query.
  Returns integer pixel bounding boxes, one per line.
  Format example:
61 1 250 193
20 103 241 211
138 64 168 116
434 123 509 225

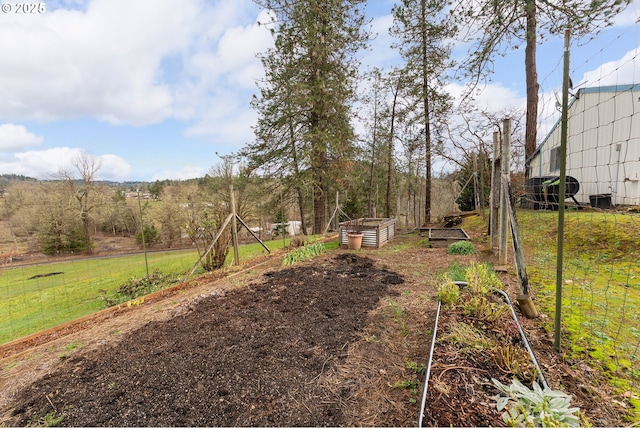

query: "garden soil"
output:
0 231 631 426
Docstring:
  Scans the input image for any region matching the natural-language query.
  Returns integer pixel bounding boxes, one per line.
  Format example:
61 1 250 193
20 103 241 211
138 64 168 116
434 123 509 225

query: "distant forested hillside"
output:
0 175 38 194
0 174 37 183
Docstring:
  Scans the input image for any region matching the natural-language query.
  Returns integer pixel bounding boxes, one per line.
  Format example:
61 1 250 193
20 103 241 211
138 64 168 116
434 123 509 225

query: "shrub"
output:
447 240 475 255
39 226 87 255
135 225 161 248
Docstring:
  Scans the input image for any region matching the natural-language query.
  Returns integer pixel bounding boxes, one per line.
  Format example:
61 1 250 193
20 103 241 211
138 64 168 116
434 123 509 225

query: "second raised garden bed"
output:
425 228 471 248
338 218 396 249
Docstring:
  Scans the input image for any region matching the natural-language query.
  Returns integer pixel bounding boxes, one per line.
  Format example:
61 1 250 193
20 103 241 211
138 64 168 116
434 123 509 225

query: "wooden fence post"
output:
502 176 539 318
230 184 240 267
500 118 538 319
498 120 510 265
490 131 500 250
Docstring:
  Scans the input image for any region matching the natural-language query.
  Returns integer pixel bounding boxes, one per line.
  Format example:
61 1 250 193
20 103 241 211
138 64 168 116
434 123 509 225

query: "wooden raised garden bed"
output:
338 218 396 249
426 228 470 248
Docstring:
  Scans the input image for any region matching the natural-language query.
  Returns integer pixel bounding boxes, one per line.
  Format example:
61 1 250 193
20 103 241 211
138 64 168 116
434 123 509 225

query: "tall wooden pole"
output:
490 131 500 250
334 191 339 231
230 184 240 266
498 120 510 265
137 187 149 280
502 118 538 319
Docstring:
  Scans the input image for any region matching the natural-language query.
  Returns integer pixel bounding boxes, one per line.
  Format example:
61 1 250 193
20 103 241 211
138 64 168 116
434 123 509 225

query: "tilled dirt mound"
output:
7 254 403 427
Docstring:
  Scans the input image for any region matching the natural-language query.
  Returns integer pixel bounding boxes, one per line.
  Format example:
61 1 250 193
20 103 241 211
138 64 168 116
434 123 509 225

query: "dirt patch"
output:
0 231 632 426
5 254 403 426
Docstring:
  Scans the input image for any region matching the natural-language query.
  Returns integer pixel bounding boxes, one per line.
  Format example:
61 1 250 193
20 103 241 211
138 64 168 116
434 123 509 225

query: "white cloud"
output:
447 82 526 113
0 147 131 181
0 0 270 128
184 87 258 148
580 46 640 87
96 154 134 181
149 165 207 181
216 13 274 86
0 124 43 151
0 0 190 125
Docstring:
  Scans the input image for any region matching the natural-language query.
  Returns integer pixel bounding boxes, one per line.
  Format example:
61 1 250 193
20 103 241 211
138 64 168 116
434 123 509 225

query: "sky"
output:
0 0 639 182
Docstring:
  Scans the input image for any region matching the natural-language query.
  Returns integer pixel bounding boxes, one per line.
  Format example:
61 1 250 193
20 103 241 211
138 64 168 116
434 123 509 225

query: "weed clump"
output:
436 277 460 306
100 270 178 307
465 262 502 295
282 242 326 266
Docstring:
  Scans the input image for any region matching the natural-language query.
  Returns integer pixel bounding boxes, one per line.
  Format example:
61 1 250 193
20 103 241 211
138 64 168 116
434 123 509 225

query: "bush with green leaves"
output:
493 378 580 427
447 240 475 255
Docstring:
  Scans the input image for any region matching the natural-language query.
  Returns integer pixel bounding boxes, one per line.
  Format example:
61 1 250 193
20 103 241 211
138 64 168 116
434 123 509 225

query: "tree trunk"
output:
368 101 377 217
288 118 307 235
524 0 539 175
421 0 432 225
386 80 400 218
312 146 327 234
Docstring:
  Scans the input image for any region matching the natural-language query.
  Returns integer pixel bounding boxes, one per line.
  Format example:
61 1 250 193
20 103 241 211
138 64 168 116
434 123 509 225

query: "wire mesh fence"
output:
518 210 640 387
520 34 640 389
0 247 202 345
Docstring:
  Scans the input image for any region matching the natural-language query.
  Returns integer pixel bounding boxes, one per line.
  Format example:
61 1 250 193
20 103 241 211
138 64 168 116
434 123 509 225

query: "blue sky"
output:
0 0 638 182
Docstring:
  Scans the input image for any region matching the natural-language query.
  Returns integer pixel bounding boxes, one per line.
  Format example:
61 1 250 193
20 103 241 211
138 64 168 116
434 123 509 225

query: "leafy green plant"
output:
493 378 580 427
461 295 509 323
281 242 326 266
465 262 502 295
388 379 419 394
446 262 466 281
447 240 475 255
436 277 460 306
59 340 82 359
28 411 64 427
64 341 78 351
405 359 425 374
100 269 178 308
386 298 406 319
441 321 494 351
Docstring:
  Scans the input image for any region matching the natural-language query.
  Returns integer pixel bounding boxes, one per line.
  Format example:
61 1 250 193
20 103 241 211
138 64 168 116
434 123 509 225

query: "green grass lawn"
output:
516 210 640 389
0 235 323 345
